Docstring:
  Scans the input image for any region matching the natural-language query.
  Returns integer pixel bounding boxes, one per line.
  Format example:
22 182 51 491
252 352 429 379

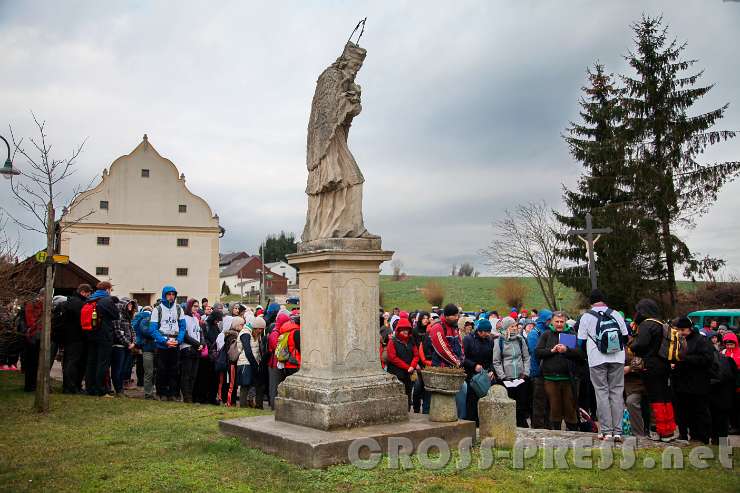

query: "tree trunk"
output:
661 217 677 318
34 202 55 413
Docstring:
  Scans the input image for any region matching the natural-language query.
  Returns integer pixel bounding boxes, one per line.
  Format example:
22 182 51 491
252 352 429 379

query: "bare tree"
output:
391 259 404 281
481 201 564 310
450 264 457 276
1 114 94 412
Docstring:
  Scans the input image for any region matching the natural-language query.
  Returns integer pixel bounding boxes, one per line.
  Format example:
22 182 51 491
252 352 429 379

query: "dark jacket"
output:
527 309 553 378
710 349 737 410
418 331 434 368
62 292 87 344
113 300 135 347
412 312 430 347
86 290 119 344
671 330 713 395
630 299 668 375
386 336 419 379
462 332 495 379
535 329 584 379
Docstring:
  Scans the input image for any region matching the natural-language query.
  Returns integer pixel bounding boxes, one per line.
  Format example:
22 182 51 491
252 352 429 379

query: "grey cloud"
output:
1 0 739 278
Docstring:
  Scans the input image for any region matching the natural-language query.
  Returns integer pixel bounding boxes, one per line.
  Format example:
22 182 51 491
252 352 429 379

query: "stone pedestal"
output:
479 385 517 447
274 243 409 430
220 413 476 468
422 369 467 423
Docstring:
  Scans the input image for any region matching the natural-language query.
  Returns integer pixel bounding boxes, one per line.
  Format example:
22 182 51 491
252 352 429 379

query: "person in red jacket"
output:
386 318 419 410
428 304 463 367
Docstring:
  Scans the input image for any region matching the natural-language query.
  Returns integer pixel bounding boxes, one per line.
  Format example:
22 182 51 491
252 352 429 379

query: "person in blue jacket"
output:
527 309 552 429
149 286 186 401
132 306 155 399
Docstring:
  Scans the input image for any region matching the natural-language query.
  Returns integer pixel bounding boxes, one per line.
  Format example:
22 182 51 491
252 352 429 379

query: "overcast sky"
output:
1 1 739 277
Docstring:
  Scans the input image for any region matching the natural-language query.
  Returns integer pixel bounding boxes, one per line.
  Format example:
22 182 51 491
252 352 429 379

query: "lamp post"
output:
0 133 55 412
0 135 21 178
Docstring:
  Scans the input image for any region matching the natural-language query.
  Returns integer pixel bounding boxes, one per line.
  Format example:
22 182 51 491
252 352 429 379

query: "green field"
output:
379 276 581 313
0 373 736 492
379 276 704 314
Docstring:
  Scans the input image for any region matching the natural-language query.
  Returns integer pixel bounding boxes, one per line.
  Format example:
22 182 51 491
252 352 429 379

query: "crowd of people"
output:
379 290 740 444
2 282 739 445
0 281 301 410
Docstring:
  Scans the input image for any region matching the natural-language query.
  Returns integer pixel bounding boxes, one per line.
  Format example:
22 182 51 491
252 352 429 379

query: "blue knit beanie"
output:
476 319 493 332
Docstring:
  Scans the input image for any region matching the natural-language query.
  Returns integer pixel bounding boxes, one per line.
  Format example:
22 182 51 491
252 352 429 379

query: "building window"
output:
178 204 187 213
97 236 110 245
141 169 150 177
99 200 109 210
176 268 188 277
96 267 109 276
177 238 189 247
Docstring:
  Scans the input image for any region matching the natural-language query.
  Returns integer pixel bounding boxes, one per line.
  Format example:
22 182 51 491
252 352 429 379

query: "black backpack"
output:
709 349 734 385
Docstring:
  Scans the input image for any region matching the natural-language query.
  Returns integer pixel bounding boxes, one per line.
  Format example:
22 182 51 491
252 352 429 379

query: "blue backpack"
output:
587 308 624 354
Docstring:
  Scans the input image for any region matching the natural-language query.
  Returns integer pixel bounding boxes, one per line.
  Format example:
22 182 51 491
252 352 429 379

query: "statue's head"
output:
335 41 366 75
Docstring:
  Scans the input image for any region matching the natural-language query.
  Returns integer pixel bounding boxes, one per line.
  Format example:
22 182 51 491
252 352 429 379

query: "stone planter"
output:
421 368 466 422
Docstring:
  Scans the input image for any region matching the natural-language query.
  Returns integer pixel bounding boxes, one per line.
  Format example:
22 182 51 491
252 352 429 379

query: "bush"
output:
422 281 445 307
496 278 529 310
675 281 740 316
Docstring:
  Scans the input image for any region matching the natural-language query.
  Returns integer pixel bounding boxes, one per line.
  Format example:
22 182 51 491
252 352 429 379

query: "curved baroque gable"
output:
61 135 219 228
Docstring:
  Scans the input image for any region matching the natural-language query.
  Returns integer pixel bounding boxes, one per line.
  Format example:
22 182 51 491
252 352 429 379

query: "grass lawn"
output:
1 373 736 492
379 276 705 313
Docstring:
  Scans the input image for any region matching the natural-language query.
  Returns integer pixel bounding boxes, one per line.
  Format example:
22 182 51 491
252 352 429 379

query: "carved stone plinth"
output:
275 246 409 430
479 385 518 448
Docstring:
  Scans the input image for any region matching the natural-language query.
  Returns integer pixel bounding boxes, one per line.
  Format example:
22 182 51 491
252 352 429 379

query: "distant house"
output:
219 255 288 296
220 251 249 268
265 261 297 286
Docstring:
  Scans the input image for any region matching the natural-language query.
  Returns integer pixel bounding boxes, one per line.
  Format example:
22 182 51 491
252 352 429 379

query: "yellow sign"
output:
34 251 48 263
52 255 70 265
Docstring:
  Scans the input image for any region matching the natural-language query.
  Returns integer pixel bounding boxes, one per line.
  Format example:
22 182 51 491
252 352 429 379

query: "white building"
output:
59 135 222 306
266 261 297 286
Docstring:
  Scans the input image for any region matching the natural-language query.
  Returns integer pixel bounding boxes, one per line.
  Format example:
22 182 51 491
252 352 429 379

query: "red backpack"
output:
81 301 99 331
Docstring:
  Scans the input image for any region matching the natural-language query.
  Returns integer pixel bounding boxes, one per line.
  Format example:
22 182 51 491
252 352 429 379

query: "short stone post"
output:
478 385 517 447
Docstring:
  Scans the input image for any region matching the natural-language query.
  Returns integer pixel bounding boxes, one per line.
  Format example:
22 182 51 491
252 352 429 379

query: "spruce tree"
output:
557 63 660 310
622 15 739 313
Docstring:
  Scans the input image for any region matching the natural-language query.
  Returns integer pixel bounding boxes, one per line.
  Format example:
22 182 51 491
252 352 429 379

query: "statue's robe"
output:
302 58 369 242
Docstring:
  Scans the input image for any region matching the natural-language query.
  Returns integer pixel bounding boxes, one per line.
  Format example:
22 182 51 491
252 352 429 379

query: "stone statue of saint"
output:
302 41 377 243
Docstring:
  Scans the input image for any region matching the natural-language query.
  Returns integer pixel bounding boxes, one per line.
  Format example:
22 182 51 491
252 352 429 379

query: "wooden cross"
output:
567 213 612 291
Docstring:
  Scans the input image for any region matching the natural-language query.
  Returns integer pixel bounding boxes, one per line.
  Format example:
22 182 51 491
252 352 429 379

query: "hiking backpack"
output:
226 335 240 364
587 308 624 354
709 350 734 385
652 320 687 363
275 330 299 366
80 301 99 331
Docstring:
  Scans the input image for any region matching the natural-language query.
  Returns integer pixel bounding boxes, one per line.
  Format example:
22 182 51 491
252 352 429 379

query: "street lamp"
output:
0 135 20 179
